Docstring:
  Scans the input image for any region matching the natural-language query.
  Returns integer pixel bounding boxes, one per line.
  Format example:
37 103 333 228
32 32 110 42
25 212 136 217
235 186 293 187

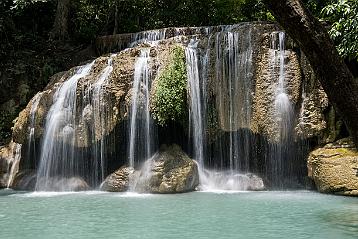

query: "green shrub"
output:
151 46 187 126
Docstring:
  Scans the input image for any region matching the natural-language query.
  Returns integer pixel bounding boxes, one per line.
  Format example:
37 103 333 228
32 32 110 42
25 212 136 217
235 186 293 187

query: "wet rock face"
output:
308 138 358 196
11 42 182 149
295 54 330 140
251 32 302 142
12 72 67 145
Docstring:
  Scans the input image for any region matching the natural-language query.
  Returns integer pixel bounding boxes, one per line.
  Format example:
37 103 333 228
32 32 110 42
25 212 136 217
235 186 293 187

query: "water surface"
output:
0 190 357 239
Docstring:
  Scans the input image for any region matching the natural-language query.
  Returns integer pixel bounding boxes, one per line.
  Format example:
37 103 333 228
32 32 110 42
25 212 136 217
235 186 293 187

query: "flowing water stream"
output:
35 61 95 191
128 48 156 169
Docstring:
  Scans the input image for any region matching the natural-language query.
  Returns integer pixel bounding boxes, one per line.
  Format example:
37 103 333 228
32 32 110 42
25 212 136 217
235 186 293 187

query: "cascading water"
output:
274 32 293 140
186 40 205 167
186 26 262 191
270 31 294 188
90 55 115 184
215 27 253 173
130 29 167 47
35 61 94 191
27 92 42 164
6 142 22 188
128 48 156 169
80 55 116 186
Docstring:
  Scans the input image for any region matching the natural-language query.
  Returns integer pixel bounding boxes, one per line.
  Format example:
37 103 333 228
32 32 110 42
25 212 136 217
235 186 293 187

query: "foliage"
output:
321 0 358 61
302 0 332 16
151 46 188 126
240 0 274 21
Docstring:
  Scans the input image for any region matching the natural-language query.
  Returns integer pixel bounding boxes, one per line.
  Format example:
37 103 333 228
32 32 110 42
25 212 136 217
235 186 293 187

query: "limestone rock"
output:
0 142 21 188
295 54 330 140
100 166 137 192
307 138 358 196
251 32 302 142
135 144 199 193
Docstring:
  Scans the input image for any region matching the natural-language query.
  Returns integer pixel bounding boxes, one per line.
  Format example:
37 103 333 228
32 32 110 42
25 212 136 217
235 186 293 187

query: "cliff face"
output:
1 22 344 191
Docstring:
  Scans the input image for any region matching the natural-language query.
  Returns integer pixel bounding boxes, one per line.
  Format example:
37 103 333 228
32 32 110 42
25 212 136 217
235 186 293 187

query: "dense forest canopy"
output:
0 0 357 144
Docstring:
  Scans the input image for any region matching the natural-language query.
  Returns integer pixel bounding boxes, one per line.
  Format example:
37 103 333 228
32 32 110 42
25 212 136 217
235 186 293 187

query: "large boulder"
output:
307 138 358 196
100 166 138 192
100 144 199 193
135 144 199 193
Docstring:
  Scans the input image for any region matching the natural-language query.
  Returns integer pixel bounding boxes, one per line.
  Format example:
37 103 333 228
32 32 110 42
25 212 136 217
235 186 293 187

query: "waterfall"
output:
27 92 42 164
91 55 114 184
214 28 253 172
186 27 260 191
20 23 306 192
274 32 293 141
35 61 94 191
6 143 22 188
130 29 167 47
128 48 155 169
186 40 205 167
269 31 294 188
79 55 116 186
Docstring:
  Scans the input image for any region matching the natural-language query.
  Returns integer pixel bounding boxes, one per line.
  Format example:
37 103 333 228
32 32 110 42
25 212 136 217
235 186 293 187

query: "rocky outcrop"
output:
101 145 199 193
11 42 185 149
295 54 331 140
12 72 67 145
308 138 358 196
100 166 137 192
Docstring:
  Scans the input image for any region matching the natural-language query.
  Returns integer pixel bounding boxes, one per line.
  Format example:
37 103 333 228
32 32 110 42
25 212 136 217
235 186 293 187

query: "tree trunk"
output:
50 0 70 41
263 0 358 147
113 5 119 35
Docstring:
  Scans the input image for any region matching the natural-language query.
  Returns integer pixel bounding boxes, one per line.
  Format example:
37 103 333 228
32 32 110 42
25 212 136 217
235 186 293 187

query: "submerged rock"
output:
12 170 37 191
100 166 137 192
135 144 199 193
307 138 358 196
35 177 90 191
